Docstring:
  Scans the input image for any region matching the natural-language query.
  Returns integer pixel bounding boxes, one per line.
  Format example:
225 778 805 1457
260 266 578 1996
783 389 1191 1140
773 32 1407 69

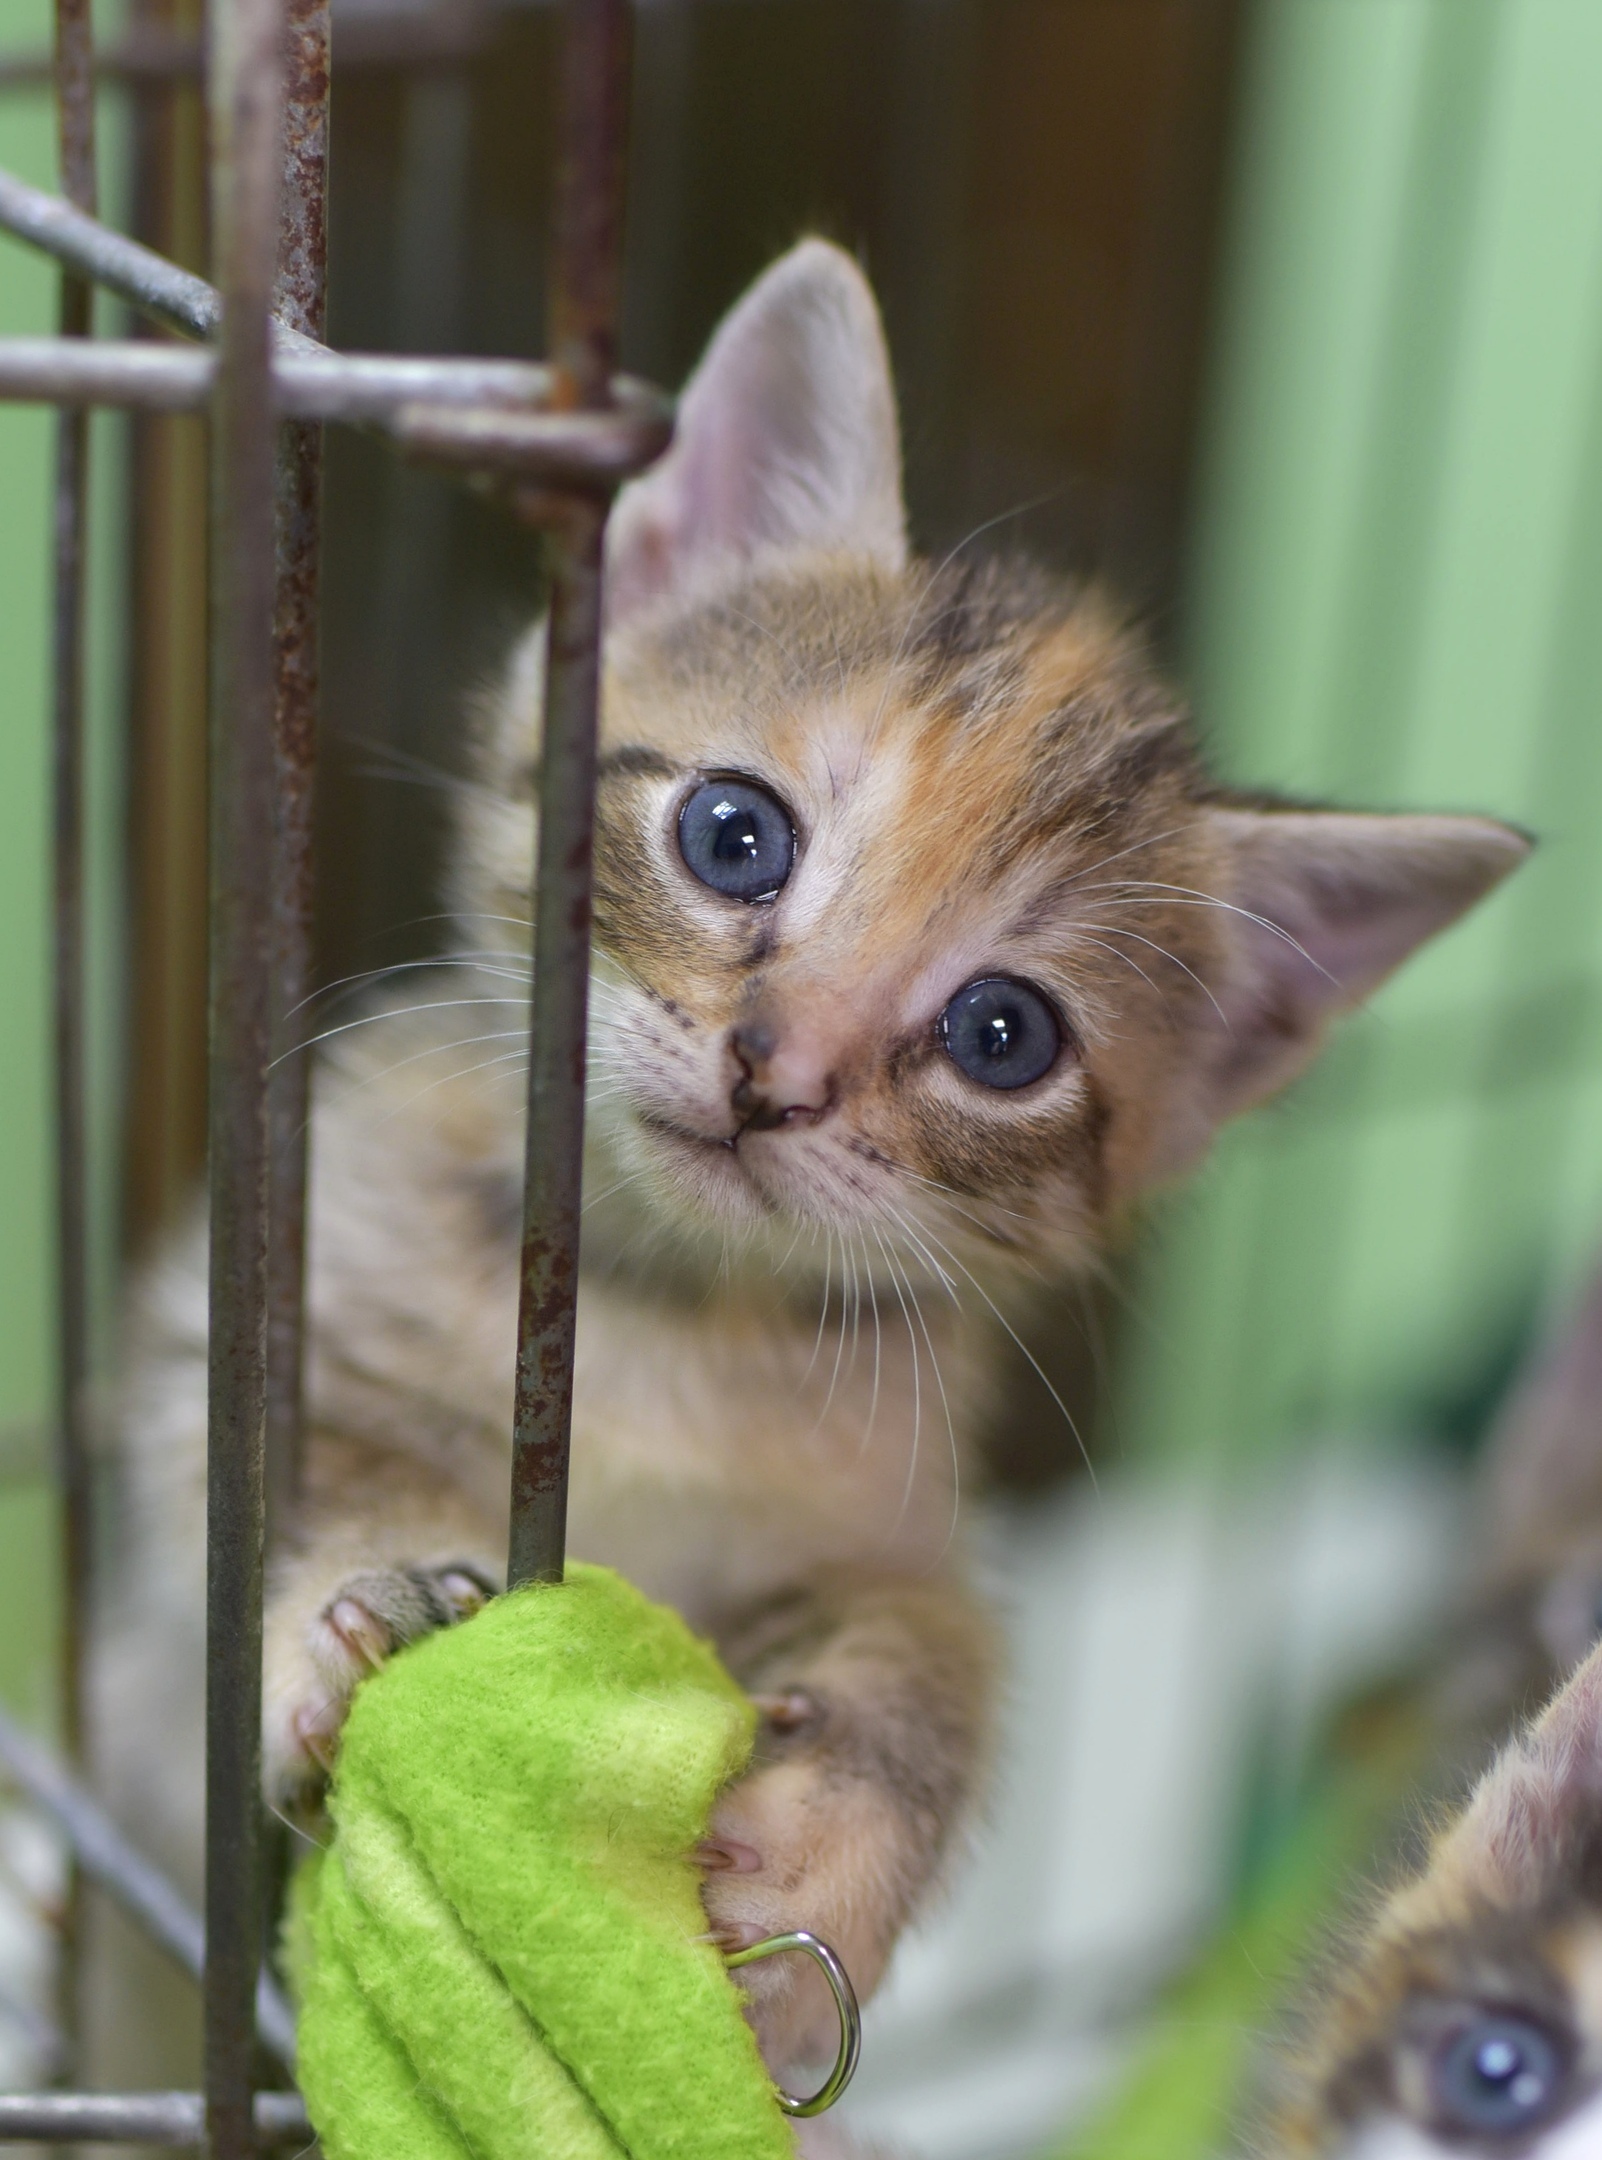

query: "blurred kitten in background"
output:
1261 1257 1602 2158
1268 1630 1602 2159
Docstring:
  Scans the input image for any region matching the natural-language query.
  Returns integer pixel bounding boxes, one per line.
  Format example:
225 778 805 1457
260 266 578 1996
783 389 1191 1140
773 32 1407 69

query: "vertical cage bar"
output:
203 0 283 2140
264 0 328 1547
50 0 97 2072
505 0 632 1592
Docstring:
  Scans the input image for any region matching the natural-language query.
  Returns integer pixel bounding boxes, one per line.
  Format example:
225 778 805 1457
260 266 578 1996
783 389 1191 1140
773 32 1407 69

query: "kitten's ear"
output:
1434 1640 1602 1909
1479 1253 1602 1579
605 239 907 623
1159 806 1528 1170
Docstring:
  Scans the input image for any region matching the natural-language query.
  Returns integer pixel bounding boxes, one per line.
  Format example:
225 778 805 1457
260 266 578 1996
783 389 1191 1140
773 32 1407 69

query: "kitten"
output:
96 238 1527 2076
1264 1635 1602 2160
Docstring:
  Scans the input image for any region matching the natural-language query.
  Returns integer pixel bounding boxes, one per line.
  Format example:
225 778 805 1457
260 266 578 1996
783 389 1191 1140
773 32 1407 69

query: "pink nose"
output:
729 1023 835 1130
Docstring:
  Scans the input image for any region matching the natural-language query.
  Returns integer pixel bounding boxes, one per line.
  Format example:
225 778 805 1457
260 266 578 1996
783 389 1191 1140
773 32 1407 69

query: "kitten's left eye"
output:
1429 2013 1568 2138
940 978 1063 1090
677 776 796 903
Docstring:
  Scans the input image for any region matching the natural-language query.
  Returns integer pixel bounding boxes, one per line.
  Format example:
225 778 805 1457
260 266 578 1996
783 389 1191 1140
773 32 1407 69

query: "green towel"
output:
291 1562 796 2160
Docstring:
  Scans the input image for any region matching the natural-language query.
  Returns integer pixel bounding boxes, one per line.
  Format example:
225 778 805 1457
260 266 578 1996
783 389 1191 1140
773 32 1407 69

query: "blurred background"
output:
3 1 1602 2154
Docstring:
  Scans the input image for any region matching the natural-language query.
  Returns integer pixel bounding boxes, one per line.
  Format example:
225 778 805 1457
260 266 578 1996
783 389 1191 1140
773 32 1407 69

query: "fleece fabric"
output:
291 1562 796 2160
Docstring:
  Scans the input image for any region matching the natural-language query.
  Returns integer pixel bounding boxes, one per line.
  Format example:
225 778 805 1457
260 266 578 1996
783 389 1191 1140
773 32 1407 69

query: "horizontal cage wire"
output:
0 0 654 2145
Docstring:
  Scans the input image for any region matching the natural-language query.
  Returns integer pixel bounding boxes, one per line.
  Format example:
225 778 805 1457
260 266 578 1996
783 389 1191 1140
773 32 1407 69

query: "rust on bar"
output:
202 0 284 2136
0 3 501 93
264 0 328 1548
50 0 97 2071
505 0 635 1591
392 396 669 488
546 0 629 413
506 496 606 1590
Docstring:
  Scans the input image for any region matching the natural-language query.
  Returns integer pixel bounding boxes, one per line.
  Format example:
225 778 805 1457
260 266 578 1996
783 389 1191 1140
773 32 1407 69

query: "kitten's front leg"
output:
261 1442 501 1804
704 1571 999 2071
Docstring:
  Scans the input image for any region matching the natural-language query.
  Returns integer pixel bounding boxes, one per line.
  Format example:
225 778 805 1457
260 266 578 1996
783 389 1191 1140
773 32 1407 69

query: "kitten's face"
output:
1278 1650 1602 2160
1293 1911 1602 2160
457 241 1525 1293
580 558 1219 1286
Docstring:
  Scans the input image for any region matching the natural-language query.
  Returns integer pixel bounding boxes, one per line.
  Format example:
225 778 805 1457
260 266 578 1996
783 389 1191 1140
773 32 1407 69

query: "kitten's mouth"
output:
633 1105 802 1219
636 1107 739 1157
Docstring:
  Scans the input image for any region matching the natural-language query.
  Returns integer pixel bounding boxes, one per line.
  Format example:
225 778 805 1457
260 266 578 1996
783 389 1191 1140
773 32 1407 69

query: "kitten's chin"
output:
631 1110 776 1228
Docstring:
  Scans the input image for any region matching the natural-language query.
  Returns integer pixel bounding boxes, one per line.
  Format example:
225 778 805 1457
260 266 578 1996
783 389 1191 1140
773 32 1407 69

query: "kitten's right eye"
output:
940 978 1063 1090
1429 2012 1568 2138
677 777 796 904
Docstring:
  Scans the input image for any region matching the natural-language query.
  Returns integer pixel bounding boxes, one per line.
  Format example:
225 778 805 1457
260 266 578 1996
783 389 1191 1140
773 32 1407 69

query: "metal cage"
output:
0 0 661 2144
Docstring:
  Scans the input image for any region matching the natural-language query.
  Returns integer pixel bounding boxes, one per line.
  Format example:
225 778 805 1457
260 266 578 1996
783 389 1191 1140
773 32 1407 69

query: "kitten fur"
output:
90 238 1527 2084
1264 1638 1602 2160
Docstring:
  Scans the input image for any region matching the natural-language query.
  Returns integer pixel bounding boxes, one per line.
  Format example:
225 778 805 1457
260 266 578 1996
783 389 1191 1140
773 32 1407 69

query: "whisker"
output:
1069 919 1227 1029
912 1216 1100 1493
871 1224 922 1529
285 951 532 1026
1068 881 1333 983
803 1229 835 1385
883 1208 961 1554
280 994 534 1067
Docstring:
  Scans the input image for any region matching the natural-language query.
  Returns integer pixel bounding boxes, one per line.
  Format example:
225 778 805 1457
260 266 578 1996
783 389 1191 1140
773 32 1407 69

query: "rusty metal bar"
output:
0 1708 297 2070
203 0 284 2139
0 4 497 90
0 328 670 434
263 0 328 1548
0 2094 309 2146
0 167 237 341
505 0 633 1591
49 0 97 2074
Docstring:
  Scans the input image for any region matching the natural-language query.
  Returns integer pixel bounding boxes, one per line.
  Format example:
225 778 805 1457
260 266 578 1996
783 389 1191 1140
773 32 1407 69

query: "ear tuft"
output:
605 239 907 624
1439 1641 1602 1908
1195 806 1529 1129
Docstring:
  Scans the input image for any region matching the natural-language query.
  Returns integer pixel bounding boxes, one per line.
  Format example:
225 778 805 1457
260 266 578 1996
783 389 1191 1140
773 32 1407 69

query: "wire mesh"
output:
0 0 662 2140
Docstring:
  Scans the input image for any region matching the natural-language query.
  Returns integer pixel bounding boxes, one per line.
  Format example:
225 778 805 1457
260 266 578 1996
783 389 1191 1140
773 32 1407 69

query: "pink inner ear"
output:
1200 807 1528 1122
1450 1643 1602 1902
604 239 907 626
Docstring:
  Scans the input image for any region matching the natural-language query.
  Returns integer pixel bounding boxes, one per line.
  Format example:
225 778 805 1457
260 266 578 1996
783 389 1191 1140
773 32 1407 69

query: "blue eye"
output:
677 777 795 903
1430 2014 1567 2137
940 979 1062 1090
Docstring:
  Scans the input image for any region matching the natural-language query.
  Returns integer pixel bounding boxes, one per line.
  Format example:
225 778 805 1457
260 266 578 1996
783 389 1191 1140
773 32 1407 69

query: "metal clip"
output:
724 1930 862 2117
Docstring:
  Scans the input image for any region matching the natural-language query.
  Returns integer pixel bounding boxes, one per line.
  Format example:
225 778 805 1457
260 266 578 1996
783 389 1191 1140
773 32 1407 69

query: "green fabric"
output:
291 1563 796 2160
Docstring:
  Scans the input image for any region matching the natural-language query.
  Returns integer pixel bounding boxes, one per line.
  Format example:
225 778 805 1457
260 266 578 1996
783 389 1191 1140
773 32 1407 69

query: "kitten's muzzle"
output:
729 1022 836 1132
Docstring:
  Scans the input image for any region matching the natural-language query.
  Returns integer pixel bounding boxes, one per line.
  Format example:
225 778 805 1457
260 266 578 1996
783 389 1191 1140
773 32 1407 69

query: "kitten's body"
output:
93 240 1525 2083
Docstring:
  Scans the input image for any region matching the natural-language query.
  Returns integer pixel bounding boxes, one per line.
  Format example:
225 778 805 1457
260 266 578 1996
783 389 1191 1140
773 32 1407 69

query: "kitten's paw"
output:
699 1705 909 2072
265 1562 494 1803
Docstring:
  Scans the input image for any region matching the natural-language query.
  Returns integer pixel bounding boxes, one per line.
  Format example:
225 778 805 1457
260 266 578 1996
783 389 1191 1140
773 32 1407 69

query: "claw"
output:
696 1838 762 1874
710 1921 766 1955
437 1570 490 1621
752 1688 819 1734
293 1705 338 1775
328 1598 391 1671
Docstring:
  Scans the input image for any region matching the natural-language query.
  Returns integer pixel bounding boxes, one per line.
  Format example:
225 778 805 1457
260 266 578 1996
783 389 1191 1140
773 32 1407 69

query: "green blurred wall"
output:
1127 0 1602 1469
0 1 123 1727
0 0 61 1727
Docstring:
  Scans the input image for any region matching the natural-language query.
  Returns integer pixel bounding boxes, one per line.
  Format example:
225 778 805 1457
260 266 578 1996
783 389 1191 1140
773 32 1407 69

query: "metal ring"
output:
724 1930 862 2117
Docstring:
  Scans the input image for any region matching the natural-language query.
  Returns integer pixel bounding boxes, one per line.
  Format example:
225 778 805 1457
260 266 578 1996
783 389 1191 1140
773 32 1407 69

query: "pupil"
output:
981 1012 1014 1058
1476 2040 1521 2084
711 804 759 862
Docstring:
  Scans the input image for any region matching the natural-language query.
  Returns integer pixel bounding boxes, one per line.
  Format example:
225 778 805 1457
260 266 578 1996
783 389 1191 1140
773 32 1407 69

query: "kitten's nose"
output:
729 1022 834 1131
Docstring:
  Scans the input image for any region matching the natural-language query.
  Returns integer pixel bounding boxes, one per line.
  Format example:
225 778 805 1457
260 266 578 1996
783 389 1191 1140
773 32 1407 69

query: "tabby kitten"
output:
99 238 1526 2074
1266 1637 1602 2160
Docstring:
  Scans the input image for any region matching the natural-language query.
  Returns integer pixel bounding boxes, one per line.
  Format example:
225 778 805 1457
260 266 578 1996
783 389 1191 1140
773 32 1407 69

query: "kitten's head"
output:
459 240 1526 1292
1273 1645 1602 2160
